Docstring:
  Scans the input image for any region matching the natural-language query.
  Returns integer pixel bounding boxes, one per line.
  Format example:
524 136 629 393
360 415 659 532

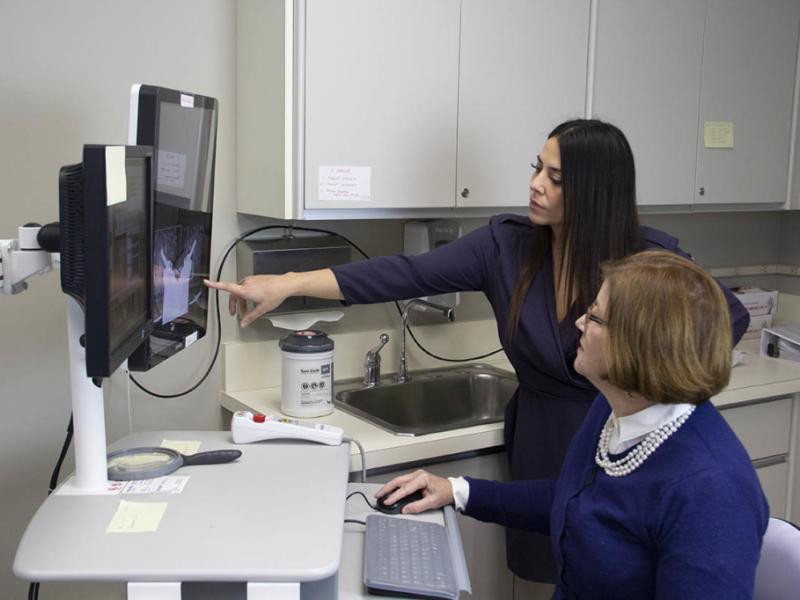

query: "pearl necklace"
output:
594 405 696 477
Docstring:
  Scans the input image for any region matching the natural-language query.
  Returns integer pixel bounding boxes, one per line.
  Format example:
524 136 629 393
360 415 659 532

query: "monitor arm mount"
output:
0 223 58 295
2 222 111 494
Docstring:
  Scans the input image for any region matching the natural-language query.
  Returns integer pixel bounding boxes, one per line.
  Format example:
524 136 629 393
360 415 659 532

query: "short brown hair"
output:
601 250 732 405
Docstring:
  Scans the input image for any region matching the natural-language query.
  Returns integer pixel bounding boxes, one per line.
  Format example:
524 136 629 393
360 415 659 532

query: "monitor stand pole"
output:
57 296 112 495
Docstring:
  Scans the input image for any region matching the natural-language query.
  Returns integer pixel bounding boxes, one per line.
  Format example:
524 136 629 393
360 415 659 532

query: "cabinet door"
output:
719 397 792 460
756 461 789 518
695 0 800 205
593 0 705 206
303 0 460 210
456 0 590 209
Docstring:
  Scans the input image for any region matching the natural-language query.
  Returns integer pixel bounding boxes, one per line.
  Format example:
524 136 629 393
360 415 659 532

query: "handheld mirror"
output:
107 447 242 481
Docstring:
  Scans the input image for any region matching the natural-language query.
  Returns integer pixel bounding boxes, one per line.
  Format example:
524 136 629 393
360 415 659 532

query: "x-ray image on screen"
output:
150 203 212 323
153 227 203 324
153 224 207 325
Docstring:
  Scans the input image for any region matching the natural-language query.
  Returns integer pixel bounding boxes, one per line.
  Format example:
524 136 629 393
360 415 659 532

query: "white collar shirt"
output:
608 402 695 454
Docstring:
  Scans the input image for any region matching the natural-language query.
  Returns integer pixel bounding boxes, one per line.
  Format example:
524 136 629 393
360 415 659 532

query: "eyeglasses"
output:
586 301 608 327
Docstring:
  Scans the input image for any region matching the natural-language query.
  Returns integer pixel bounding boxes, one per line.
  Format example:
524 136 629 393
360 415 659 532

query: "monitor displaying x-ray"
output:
127 84 218 371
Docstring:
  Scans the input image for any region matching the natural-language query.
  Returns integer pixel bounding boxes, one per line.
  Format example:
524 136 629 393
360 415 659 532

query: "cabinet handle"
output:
461 188 470 198
752 455 787 469
698 187 705 196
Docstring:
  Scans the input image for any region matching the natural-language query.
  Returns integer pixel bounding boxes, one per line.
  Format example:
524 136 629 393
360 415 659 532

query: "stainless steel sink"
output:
333 364 517 435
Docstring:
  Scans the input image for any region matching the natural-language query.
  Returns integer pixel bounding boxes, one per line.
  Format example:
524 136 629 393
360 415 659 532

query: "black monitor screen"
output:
108 157 149 352
127 85 217 371
59 144 154 378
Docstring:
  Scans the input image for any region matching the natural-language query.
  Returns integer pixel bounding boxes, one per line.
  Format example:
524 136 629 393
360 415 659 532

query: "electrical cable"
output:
346 490 379 510
344 518 366 526
48 415 74 494
129 223 503 398
402 316 503 362
343 436 368 482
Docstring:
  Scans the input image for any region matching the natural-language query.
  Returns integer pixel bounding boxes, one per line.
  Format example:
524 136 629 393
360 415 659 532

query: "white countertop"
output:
222 387 505 473
714 338 800 407
221 334 800 474
15 431 351 585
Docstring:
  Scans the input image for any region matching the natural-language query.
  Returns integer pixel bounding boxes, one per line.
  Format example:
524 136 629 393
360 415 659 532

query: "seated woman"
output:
376 250 769 598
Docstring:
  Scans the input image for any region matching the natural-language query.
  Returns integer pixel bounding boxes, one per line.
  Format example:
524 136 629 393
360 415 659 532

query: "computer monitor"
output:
58 145 154 378
126 84 218 371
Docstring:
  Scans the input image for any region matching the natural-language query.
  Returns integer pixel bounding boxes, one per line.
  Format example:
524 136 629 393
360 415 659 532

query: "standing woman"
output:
206 119 749 583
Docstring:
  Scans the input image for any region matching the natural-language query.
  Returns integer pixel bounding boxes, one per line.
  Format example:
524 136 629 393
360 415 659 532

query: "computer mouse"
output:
376 490 425 515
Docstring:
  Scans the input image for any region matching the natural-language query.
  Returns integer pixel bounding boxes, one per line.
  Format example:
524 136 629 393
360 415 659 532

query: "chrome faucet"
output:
363 333 389 387
397 299 455 383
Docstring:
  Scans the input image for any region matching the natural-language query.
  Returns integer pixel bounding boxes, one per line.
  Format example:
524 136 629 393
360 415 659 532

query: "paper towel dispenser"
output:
237 236 351 315
403 219 462 310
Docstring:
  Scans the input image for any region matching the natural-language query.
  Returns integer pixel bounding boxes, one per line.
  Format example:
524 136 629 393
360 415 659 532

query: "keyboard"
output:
364 513 458 599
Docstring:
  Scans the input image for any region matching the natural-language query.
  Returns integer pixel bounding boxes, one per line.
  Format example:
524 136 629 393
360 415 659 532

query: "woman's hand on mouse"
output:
375 469 454 514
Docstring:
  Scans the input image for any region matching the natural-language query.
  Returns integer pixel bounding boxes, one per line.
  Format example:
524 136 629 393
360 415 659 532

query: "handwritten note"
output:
318 166 371 202
704 122 734 148
157 149 188 189
161 439 202 455
106 500 168 533
121 476 190 495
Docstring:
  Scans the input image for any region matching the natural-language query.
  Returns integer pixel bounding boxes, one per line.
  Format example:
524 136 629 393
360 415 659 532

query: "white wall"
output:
0 2 237 598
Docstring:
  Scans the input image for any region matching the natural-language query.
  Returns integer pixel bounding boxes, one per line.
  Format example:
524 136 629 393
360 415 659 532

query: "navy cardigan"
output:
465 396 769 599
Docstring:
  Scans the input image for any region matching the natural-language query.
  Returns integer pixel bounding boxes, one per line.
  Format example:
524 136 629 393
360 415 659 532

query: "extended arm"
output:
330 224 497 304
205 221 500 326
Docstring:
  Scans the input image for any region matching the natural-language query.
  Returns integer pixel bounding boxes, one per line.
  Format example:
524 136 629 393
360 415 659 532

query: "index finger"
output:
203 279 244 295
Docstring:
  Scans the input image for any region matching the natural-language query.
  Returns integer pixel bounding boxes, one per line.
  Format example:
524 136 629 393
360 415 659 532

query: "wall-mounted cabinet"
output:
696 0 800 207
455 0 588 209
303 0 460 211
593 0 800 208
593 0 705 207
237 0 589 219
238 0 800 219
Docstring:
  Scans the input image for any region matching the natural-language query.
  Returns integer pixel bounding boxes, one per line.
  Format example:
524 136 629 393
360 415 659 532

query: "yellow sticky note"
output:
704 121 734 148
160 439 202 455
106 500 168 533
105 146 127 205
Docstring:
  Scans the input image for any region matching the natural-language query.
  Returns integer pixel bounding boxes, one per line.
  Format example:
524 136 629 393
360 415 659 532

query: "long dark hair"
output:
506 119 642 341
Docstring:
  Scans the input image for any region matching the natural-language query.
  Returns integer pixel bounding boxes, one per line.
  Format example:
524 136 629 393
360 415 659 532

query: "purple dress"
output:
330 214 749 582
